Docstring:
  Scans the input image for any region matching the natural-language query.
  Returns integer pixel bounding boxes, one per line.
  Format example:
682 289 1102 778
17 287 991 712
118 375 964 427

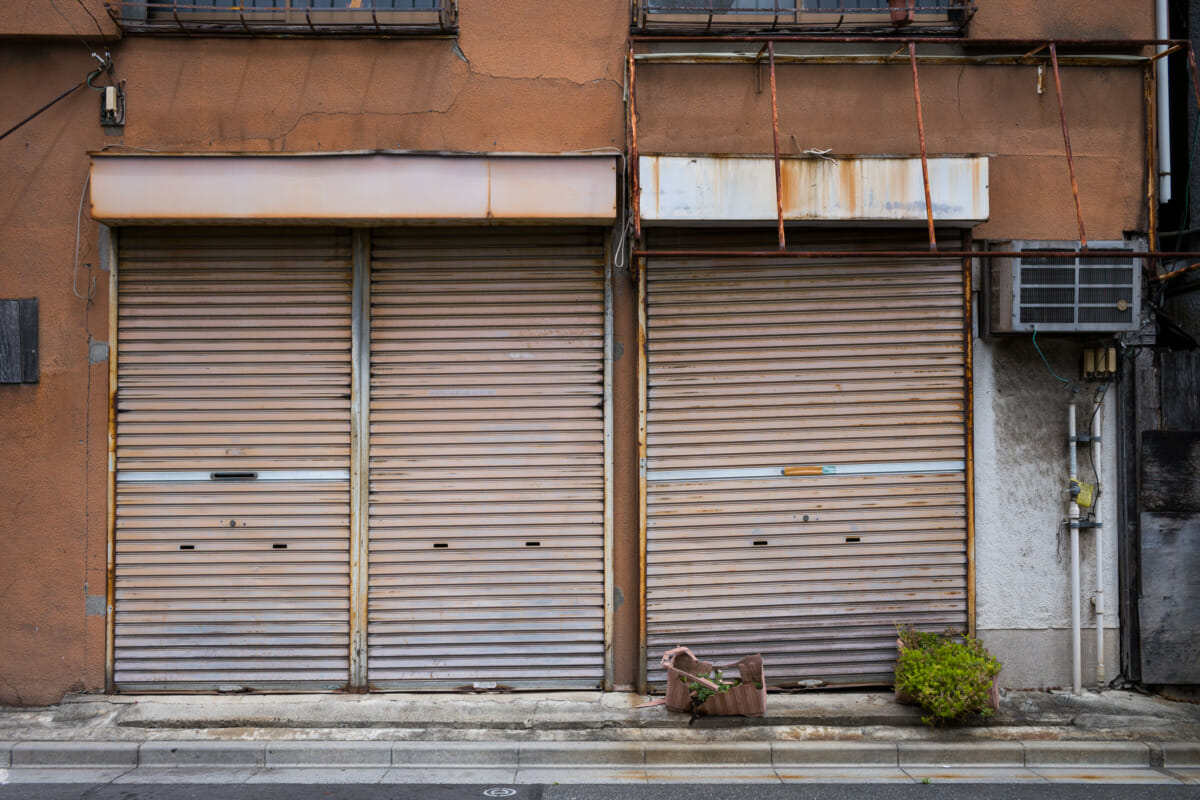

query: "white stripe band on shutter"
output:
648 461 966 482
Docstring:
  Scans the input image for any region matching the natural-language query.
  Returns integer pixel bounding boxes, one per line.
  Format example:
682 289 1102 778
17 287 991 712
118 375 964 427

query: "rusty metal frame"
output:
628 43 643 245
1049 44 1088 250
104 226 120 694
349 230 370 691
635 254 649 695
962 229 976 638
768 42 786 250
626 36 1200 268
104 1 459 35
909 42 936 251
603 235 616 691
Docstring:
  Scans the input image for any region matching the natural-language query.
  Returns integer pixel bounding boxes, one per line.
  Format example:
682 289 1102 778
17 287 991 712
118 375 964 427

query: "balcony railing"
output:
633 1 976 34
104 1 457 35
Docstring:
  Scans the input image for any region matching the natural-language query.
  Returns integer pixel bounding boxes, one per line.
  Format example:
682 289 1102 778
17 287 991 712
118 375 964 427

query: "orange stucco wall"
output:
0 0 1156 704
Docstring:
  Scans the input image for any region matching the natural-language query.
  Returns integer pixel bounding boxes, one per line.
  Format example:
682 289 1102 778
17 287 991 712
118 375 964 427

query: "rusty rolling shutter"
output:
368 228 606 688
644 231 967 687
114 227 353 690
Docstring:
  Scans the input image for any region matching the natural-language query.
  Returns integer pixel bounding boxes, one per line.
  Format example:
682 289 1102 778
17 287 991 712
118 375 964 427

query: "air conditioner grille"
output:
1081 267 1134 284
1079 287 1133 304
993 242 1143 334
1023 267 1077 284
1079 306 1134 324
1020 305 1075 325
1021 287 1075 305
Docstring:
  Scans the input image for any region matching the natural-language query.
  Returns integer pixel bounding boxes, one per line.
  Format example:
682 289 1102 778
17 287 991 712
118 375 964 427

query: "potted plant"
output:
887 0 914 26
661 646 766 716
894 626 1001 726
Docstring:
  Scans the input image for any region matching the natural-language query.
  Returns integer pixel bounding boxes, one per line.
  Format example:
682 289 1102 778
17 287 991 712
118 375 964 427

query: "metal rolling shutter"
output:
644 233 967 687
368 228 606 688
114 228 353 690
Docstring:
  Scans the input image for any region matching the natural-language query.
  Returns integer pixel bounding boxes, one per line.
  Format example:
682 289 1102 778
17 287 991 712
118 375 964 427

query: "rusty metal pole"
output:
768 42 786 250
910 42 937 251
1188 45 1200 122
1049 43 1089 250
628 44 642 245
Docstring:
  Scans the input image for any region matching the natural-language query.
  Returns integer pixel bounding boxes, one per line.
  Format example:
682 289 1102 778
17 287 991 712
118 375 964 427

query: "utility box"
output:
986 240 1142 335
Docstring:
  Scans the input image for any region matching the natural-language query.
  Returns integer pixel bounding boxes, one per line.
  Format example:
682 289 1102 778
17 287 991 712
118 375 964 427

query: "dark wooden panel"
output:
19 299 38 383
1138 512 1200 684
1141 431 1200 513
0 301 19 383
0 299 37 384
1162 351 1200 431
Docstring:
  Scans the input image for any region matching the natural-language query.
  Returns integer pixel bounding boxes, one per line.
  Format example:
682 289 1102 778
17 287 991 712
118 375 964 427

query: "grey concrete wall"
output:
978 628 1121 690
972 266 1123 690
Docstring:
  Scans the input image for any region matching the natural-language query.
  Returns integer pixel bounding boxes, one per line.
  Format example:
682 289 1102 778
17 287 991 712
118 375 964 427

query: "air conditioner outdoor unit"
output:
986 240 1143 335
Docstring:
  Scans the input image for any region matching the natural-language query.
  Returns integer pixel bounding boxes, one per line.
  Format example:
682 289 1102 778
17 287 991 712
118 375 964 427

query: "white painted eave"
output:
639 155 989 226
89 153 618 224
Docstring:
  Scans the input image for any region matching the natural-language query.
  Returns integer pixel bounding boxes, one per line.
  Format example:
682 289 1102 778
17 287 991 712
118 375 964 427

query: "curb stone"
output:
898 741 1024 767
1162 742 1200 767
266 741 393 767
11 741 139 767
1022 740 1151 767
139 741 265 767
0 739 1189 770
772 741 897 766
391 741 517 766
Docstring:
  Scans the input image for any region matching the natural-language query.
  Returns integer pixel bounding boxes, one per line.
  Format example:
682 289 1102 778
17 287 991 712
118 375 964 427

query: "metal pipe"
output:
348 229 370 691
768 43 787 250
632 35 1185 46
1148 64 1161 257
1152 261 1200 281
633 52 1155 67
768 42 785 250
602 235 615 691
104 225 120 694
1069 402 1082 695
962 230 976 637
628 44 642 244
909 42 937 250
1050 44 1088 249
1157 0 1172 201
1092 390 1105 688
632 249 1200 259
635 255 649 695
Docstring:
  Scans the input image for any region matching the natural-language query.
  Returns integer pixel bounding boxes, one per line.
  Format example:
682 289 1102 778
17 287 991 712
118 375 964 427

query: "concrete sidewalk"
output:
0 689 1197 784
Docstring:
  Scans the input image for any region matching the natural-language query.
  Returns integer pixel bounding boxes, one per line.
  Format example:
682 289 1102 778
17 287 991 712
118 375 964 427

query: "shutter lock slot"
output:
211 471 258 481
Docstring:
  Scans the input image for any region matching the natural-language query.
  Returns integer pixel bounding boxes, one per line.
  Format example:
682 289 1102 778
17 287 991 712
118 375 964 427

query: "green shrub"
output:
894 626 1001 726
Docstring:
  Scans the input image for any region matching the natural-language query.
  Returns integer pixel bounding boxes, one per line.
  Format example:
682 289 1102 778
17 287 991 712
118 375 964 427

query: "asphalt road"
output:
0 785 1196 800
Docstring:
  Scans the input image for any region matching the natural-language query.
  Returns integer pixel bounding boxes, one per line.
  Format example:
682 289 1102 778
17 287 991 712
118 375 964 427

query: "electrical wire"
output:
1031 329 1075 389
48 0 100 58
73 174 96 302
75 0 107 39
0 77 94 142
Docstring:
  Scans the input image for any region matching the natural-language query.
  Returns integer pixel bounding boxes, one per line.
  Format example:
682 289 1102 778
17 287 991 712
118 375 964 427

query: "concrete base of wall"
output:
978 628 1121 691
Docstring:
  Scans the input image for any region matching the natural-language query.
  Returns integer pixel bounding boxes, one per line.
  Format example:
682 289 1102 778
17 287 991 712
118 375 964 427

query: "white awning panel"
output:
639 155 988 225
90 154 618 224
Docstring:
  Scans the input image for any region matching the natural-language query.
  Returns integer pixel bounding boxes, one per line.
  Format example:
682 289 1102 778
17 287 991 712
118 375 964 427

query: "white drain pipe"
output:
1092 393 1105 687
1157 0 1172 201
1068 403 1082 695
